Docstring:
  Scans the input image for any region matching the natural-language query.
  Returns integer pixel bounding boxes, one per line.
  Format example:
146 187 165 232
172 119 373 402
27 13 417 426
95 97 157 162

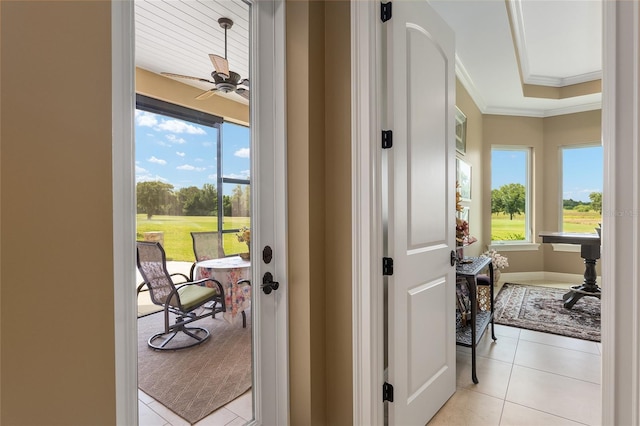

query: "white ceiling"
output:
134 0 602 118
135 0 250 103
429 0 602 117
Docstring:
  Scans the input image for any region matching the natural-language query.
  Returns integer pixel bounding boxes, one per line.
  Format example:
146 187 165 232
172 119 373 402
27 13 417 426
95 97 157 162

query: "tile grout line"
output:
498 329 520 426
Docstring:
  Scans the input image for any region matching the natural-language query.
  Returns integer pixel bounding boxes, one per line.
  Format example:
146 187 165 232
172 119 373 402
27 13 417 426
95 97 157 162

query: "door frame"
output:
351 1 640 424
111 0 289 423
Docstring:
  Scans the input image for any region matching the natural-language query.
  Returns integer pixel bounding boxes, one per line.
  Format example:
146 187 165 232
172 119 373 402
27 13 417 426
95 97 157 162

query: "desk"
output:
456 256 496 384
195 256 251 325
539 232 601 309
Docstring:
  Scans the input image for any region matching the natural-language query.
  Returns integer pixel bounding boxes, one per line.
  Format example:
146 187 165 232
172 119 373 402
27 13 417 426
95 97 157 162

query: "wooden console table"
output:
455 256 496 384
538 231 601 309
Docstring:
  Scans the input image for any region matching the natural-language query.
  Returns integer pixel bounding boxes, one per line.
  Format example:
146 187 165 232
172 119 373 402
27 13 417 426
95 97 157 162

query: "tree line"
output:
491 183 602 219
137 181 250 219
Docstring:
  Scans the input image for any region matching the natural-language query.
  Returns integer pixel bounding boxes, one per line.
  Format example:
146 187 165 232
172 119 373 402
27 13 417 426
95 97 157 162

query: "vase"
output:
493 269 501 283
456 245 465 263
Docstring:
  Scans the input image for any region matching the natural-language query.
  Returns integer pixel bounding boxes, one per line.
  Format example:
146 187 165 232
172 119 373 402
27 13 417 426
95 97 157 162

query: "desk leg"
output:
466 276 479 384
563 245 601 309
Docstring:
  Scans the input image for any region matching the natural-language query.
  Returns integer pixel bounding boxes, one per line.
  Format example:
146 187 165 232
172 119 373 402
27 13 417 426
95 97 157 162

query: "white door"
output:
250 0 289 424
384 0 456 424
111 0 288 424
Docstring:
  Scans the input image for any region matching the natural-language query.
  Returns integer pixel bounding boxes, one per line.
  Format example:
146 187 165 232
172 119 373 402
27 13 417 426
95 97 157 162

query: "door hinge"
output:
383 382 394 402
381 2 392 22
383 257 394 276
382 130 393 149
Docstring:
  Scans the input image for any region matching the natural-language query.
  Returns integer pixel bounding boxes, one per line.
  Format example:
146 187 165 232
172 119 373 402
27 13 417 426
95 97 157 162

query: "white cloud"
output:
202 142 213 147
156 140 171 147
135 111 158 127
234 148 250 158
207 174 218 180
148 156 167 165
177 164 206 172
176 151 186 157
157 119 206 135
136 174 169 183
166 134 186 144
135 165 148 174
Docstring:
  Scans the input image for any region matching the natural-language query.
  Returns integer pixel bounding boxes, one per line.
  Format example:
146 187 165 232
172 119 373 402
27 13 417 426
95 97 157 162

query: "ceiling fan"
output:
161 17 249 101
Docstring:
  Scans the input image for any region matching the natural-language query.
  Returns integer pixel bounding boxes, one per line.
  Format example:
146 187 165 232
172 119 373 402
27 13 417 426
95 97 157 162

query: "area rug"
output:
494 283 601 342
138 309 252 424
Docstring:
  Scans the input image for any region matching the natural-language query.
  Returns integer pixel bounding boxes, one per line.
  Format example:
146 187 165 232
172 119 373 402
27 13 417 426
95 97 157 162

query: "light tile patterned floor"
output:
138 279 601 426
138 389 252 426
428 279 602 426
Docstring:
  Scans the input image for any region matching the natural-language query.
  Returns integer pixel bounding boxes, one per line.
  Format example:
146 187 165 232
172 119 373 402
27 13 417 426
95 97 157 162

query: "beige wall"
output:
286 1 352 424
456 81 485 257
481 111 602 274
136 68 249 126
542 110 602 275
1 1 117 424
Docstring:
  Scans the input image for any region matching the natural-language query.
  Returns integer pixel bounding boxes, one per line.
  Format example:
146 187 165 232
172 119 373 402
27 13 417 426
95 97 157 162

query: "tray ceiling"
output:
134 0 602 117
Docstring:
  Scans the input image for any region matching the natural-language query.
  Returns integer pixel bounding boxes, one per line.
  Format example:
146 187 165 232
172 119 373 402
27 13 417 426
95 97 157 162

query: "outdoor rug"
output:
138 309 252 424
494 283 601 342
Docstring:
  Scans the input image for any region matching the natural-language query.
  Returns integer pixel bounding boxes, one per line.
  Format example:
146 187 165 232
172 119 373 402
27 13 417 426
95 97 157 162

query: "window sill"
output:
488 242 540 252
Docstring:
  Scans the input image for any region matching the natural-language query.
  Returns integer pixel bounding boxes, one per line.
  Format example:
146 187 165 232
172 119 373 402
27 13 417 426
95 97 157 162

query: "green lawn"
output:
136 214 251 261
492 210 601 241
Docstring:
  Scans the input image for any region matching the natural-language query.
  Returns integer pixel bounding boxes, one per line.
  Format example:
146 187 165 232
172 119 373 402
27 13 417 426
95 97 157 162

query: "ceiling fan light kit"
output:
160 16 249 101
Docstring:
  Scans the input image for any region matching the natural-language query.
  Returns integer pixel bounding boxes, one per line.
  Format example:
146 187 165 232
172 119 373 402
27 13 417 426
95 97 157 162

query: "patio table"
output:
194 256 251 325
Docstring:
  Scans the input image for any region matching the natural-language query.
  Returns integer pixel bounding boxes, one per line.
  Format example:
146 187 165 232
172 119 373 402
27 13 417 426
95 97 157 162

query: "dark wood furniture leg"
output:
563 244 601 309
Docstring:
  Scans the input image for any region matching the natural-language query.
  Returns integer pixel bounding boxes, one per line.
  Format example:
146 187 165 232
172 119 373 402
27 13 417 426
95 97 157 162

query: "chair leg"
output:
242 311 247 328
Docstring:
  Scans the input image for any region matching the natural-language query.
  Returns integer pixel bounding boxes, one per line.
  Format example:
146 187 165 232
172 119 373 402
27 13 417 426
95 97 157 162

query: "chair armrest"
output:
237 279 252 287
169 272 191 284
136 281 149 296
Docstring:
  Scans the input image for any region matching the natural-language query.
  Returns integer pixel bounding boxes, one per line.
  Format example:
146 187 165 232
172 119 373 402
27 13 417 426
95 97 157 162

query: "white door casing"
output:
111 0 289 424
249 0 290 424
384 1 457 424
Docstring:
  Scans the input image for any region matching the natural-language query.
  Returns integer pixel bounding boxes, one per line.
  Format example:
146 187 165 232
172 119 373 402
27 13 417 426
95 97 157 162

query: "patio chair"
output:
136 241 226 350
189 231 226 280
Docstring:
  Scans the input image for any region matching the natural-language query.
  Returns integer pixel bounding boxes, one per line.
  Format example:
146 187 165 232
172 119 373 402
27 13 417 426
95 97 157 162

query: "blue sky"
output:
492 146 603 202
135 110 250 189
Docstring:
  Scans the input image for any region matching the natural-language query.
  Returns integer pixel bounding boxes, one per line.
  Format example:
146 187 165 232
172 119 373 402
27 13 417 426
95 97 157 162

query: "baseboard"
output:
501 271 602 284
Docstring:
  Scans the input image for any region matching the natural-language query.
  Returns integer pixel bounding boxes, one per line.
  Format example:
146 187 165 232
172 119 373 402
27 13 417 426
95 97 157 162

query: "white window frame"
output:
490 145 532 245
558 143 603 232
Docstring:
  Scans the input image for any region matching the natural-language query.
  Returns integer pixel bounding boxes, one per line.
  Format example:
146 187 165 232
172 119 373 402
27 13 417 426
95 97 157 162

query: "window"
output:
560 145 603 232
134 95 250 260
491 147 531 242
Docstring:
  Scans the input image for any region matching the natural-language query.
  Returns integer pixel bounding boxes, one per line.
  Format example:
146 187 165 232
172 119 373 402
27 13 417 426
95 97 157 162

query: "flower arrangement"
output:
482 249 509 270
237 227 251 246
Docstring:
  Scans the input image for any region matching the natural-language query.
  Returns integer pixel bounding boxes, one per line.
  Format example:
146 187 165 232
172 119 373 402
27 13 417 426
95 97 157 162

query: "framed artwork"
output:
456 158 471 201
458 206 469 221
455 107 467 154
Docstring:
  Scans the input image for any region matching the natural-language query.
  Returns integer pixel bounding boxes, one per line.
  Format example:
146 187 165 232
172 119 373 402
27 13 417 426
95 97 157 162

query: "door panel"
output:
385 0 456 424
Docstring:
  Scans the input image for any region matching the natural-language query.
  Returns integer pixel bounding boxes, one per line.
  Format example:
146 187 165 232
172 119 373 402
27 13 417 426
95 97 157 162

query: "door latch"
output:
261 271 280 295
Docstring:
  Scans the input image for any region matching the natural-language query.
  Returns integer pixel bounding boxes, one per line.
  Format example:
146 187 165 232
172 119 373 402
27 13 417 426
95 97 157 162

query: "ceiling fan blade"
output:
161 72 215 84
195 89 218 100
235 88 250 100
239 78 250 88
209 54 229 78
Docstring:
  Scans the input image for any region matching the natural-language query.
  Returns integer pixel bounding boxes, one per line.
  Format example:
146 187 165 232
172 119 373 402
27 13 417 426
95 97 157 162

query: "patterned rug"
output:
138 309 252 424
494 283 601 342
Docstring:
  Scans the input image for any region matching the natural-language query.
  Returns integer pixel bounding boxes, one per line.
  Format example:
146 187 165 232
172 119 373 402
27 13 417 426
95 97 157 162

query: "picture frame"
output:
456 158 471 201
455 107 467 154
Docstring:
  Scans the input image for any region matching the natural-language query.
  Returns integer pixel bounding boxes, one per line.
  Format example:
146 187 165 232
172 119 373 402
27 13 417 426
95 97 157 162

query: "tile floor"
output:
138 279 602 426
138 389 252 426
428 279 602 426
